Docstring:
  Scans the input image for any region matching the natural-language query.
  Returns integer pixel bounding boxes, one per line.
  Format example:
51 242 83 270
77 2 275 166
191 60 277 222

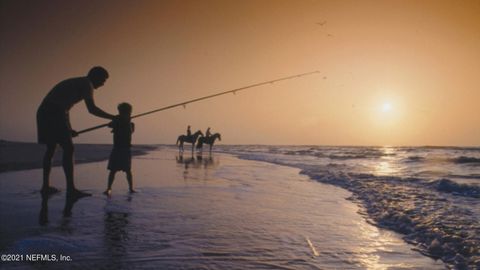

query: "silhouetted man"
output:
37 66 115 198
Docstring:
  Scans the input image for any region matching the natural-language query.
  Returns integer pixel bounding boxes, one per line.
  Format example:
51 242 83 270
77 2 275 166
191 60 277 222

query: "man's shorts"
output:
36 103 72 145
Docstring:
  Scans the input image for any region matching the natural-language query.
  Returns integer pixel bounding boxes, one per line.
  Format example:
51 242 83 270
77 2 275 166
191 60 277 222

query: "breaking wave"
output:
432 178 480 198
453 156 480 165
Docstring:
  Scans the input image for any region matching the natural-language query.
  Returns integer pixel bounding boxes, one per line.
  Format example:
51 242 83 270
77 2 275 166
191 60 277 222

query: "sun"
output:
382 102 392 112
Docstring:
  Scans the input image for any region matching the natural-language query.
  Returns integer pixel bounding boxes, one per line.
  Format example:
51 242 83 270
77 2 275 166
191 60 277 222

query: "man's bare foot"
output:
129 189 136 193
41 186 60 195
103 189 112 196
66 189 91 199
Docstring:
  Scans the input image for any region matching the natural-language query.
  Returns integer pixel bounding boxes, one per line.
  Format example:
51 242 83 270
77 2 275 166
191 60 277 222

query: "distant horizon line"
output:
2 139 478 149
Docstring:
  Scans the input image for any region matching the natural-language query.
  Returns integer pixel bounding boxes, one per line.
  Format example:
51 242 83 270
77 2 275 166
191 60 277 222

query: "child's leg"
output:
126 170 134 192
104 170 116 194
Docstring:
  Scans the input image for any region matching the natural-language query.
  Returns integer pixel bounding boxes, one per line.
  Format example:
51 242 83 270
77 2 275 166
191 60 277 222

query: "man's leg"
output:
41 143 59 194
60 141 74 192
59 141 90 198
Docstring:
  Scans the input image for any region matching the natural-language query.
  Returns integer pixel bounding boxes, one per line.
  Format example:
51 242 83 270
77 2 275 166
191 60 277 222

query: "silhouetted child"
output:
104 103 135 195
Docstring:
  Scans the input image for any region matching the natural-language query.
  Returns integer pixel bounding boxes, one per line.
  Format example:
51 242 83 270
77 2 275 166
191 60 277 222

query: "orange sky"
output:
1 0 479 146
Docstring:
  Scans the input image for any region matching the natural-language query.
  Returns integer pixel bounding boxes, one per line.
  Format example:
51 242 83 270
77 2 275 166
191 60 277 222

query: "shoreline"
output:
2 140 478 174
0 140 158 173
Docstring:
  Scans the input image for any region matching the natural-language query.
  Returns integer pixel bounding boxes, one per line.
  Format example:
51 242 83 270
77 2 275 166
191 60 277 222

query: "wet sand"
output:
0 147 445 269
0 140 156 173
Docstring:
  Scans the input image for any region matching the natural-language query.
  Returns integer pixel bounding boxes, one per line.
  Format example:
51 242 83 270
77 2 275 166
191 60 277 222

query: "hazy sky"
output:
1 0 479 146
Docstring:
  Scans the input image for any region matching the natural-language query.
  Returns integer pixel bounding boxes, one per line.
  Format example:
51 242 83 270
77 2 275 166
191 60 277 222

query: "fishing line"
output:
77 71 320 134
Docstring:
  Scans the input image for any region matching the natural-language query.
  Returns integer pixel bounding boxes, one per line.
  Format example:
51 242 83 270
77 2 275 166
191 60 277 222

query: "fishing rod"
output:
77 70 320 134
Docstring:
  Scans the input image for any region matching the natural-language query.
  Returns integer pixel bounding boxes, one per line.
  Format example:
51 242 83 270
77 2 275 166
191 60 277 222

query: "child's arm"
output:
108 116 119 132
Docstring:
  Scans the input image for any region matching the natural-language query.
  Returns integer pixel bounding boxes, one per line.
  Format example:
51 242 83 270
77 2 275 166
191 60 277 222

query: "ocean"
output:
217 145 480 269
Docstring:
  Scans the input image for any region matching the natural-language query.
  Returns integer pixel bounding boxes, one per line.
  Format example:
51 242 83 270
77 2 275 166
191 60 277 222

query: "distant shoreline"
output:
0 140 158 173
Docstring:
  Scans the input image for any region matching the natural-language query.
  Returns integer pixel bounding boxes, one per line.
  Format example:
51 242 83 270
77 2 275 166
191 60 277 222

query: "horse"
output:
196 133 221 153
176 130 203 153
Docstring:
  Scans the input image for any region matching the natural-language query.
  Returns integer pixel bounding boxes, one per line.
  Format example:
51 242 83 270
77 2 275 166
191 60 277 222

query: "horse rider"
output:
186 125 192 139
205 127 211 138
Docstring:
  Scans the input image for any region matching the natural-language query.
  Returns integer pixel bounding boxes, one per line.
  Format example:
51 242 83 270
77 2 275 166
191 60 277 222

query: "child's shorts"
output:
108 147 131 172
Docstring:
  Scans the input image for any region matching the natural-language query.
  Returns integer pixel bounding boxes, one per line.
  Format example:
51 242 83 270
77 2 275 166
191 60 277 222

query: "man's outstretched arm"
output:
84 98 115 120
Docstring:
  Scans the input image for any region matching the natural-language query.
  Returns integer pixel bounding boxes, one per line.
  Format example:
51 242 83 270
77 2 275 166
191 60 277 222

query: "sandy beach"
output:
0 145 445 269
0 140 156 173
